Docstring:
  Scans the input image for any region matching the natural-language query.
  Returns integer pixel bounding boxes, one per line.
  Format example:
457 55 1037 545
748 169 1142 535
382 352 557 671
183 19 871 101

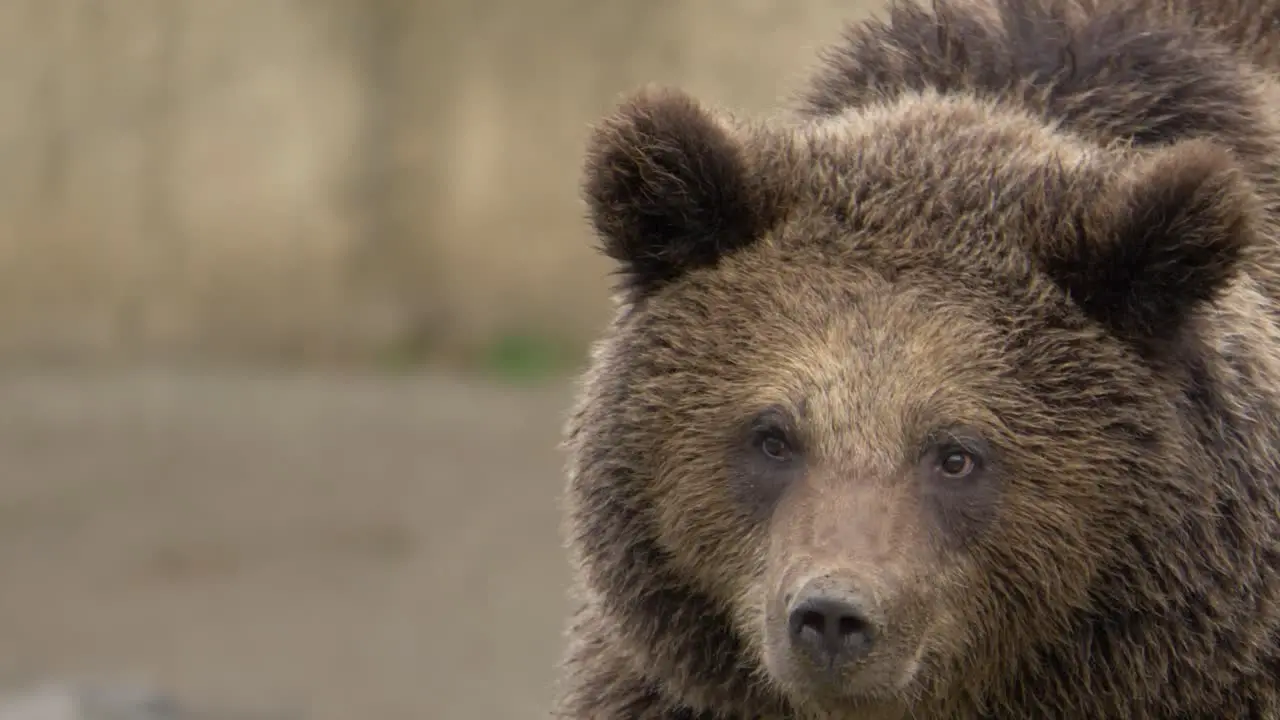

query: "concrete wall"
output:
0 0 879 365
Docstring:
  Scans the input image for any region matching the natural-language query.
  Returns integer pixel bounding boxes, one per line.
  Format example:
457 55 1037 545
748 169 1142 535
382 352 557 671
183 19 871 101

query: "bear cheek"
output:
647 462 773 601
919 464 1003 551
727 451 802 521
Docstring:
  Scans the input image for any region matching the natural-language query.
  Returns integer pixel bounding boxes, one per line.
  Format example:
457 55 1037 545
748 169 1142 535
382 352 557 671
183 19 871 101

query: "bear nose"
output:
787 582 876 669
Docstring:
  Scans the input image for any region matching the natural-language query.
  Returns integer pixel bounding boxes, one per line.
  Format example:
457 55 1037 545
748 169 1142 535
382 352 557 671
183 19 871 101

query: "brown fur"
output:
555 0 1280 717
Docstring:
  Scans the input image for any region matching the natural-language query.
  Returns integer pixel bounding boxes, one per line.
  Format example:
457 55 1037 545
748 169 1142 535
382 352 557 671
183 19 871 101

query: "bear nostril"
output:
800 609 827 634
839 614 867 637
787 587 876 668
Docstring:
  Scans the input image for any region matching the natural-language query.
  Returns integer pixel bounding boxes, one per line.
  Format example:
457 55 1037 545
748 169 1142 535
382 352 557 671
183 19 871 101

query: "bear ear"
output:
583 86 769 296
1043 139 1255 342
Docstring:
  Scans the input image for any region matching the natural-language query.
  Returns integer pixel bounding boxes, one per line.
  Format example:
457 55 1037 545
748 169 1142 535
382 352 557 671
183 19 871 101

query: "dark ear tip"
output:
579 85 759 294
1124 139 1250 213
581 86 731 189
1099 138 1255 256
1069 138 1257 340
1147 136 1236 168
581 86 725 264
605 84 709 129
584 86 703 151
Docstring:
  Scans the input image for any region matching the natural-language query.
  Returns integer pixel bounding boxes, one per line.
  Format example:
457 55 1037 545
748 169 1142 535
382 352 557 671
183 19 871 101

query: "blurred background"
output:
0 1 878 718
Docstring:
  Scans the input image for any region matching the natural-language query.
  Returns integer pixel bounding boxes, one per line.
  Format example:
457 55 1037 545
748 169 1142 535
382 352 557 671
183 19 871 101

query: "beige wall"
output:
0 0 879 365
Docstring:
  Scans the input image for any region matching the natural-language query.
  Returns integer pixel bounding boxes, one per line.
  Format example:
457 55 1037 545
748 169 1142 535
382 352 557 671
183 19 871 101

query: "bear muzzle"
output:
762 561 933 707
786 574 880 673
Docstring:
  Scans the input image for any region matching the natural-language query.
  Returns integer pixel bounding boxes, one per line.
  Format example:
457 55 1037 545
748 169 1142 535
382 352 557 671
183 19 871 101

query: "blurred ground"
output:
0 370 574 720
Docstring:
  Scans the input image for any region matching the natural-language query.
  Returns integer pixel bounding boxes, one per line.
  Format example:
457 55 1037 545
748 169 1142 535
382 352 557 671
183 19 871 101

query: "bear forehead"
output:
769 94 1108 216
727 97 1119 275
630 256 1022 429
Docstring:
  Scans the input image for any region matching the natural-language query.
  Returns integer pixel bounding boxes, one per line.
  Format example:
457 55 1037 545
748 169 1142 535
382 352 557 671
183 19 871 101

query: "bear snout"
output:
786 575 879 672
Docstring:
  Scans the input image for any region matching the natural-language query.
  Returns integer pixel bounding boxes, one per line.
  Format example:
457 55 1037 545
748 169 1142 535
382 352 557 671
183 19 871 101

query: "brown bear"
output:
553 0 1280 717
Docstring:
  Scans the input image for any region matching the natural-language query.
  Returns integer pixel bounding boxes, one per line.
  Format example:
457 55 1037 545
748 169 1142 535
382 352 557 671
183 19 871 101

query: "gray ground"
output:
0 370 575 720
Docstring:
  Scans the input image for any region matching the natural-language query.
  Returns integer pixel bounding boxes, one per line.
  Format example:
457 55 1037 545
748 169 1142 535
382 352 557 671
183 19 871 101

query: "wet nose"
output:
787 581 876 668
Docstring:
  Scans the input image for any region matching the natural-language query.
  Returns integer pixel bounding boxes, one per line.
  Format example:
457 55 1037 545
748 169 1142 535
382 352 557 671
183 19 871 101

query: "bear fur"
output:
554 0 1280 717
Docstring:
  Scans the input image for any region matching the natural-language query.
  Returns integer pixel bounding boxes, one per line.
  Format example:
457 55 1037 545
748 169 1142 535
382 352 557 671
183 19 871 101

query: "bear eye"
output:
758 432 793 462
938 449 977 478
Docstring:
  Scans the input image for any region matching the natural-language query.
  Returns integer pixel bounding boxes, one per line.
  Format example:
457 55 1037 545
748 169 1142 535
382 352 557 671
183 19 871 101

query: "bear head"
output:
565 85 1259 717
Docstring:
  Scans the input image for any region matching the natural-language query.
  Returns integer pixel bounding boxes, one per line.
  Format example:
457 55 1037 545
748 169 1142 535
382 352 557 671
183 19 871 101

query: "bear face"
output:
565 83 1262 718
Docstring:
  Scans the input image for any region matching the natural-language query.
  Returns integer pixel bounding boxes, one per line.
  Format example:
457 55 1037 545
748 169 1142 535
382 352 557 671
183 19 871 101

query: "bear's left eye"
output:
938 449 978 478
759 433 793 462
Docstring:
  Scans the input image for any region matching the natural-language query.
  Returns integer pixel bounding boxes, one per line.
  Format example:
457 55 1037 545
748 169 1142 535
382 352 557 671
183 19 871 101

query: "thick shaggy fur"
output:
555 0 1280 718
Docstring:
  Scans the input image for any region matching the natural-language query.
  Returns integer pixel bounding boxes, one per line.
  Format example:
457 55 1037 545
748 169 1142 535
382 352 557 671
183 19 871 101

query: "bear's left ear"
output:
583 86 771 297
1042 139 1256 342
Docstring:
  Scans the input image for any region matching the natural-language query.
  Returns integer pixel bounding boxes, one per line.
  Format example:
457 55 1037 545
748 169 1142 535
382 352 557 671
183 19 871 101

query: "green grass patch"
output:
477 331 579 383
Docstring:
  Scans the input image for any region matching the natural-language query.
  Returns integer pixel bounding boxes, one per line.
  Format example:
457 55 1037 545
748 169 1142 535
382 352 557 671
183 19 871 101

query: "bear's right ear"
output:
583 87 768 296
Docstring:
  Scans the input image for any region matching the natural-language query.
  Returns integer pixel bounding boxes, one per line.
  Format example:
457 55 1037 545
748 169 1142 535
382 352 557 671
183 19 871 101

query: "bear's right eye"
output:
939 450 977 478
758 432 794 462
